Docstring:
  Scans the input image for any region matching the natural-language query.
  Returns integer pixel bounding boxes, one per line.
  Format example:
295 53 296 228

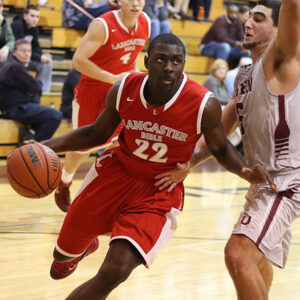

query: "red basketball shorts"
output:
56 148 184 267
72 81 123 151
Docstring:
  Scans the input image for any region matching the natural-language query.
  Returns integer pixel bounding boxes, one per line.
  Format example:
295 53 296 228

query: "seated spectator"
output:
202 58 242 149
203 59 230 105
60 68 81 121
11 5 52 93
144 0 171 40
62 0 118 31
224 56 252 98
0 39 62 142
0 0 15 66
199 5 250 66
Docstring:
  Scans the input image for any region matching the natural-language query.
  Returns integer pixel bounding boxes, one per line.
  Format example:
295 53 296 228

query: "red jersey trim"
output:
116 73 130 111
196 91 213 134
139 73 188 111
95 17 109 45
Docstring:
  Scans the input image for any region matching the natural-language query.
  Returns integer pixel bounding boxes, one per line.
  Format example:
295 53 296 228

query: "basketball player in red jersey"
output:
54 0 151 213
156 0 300 298
42 34 274 299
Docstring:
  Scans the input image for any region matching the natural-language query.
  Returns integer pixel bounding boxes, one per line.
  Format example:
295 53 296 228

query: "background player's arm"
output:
72 19 128 84
42 83 121 152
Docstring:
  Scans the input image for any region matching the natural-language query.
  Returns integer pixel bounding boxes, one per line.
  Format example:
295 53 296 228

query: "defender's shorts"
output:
233 173 300 268
56 149 184 267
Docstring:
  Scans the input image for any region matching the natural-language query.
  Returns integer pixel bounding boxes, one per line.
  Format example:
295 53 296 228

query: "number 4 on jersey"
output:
120 53 132 64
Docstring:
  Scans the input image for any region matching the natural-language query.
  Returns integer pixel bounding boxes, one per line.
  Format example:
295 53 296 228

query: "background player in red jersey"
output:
55 0 151 213
42 34 275 300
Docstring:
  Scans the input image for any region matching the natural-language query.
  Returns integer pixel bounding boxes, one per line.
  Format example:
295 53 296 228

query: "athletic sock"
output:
61 167 74 185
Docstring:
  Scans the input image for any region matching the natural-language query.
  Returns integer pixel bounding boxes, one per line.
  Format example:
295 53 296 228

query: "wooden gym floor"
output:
0 157 300 300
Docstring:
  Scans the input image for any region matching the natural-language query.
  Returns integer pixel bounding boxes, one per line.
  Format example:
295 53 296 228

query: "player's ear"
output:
144 55 149 70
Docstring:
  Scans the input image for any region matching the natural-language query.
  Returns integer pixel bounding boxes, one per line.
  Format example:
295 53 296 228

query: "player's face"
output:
146 43 185 92
24 9 40 28
243 5 277 50
119 0 145 16
14 43 32 65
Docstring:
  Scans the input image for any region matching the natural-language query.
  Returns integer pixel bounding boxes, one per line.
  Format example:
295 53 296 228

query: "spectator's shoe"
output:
54 180 72 212
50 238 99 280
18 128 35 147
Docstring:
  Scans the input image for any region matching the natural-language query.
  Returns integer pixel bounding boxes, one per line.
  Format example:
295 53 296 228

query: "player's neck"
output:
145 81 181 107
118 10 137 30
250 43 268 64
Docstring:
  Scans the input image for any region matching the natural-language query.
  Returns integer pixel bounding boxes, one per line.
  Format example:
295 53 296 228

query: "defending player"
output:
155 1 300 298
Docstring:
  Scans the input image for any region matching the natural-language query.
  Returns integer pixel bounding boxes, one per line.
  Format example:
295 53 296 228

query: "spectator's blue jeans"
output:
201 41 251 61
3 103 62 141
150 19 171 40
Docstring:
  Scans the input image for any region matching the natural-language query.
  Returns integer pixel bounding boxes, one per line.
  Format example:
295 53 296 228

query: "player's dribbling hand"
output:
154 162 190 192
241 166 278 193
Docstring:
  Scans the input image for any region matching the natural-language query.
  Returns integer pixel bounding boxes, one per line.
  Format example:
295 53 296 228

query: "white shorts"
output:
232 172 300 268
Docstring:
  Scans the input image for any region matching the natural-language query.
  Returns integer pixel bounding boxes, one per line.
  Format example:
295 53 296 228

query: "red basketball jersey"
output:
115 72 213 179
80 10 151 87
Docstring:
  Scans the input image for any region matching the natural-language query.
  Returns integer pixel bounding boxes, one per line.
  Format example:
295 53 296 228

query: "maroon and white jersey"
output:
234 57 300 173
115 72 213 179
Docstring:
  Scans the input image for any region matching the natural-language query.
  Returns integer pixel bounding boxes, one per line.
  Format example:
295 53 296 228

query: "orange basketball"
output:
6 143 62 198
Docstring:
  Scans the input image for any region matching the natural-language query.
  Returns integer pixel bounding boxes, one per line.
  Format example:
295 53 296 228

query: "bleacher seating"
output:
0 0 228 157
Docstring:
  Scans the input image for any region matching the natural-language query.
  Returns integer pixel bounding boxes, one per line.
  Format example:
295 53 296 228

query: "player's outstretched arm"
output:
275 0 300 60
41 82 122 153
72 19 128 84
154 96 238 191
264 0 300 87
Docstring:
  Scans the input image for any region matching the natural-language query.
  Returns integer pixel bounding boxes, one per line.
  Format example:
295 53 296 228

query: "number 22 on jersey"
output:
133 139 168 163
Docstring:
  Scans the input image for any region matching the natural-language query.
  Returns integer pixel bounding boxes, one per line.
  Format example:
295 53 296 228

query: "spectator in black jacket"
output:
0 39 62 142
11 5 52 93
60 68 81 121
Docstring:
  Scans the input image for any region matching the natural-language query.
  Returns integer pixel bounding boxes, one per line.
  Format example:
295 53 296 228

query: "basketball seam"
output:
36 143 51 189
36 143 61 190
19 147 47 197
7 164 40 197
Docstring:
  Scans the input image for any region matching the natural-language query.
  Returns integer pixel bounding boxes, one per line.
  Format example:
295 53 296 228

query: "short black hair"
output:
147 33 186 57
251 0 281 26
